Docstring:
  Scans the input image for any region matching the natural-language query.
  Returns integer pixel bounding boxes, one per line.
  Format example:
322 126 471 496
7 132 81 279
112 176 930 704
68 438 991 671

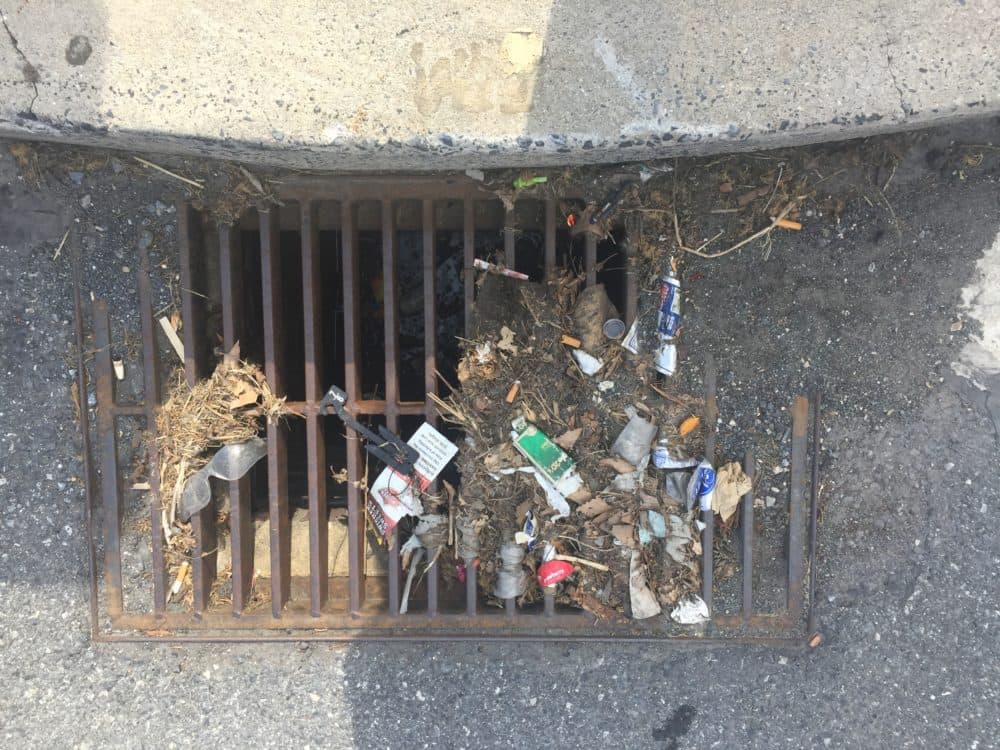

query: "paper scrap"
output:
629 548 662 619
713 462 752 523
664 514 693 564
571 349 603 375
367 423 458 539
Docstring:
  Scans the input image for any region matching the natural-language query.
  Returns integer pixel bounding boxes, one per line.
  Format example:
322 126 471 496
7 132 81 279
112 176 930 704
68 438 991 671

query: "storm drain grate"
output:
74 174 821 644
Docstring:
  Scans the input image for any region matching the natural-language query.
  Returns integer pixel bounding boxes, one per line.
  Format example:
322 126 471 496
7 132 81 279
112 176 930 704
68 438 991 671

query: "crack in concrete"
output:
885 48 910 117
1 10 39 115
880 26 911 118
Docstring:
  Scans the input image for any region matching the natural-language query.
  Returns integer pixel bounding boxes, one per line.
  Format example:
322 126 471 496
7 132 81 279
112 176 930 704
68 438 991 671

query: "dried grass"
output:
154 345 286 596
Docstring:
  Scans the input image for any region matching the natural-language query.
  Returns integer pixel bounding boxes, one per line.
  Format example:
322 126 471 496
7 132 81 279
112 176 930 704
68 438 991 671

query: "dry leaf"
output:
554 428 582 450
497 325 518 355
577 497 611 518
719 181 733 193
568 586 626 622
611 523 636 548
223 341 241 369
600 456 636 474
229 380 259 410
638 490 659 509
70 381 81 422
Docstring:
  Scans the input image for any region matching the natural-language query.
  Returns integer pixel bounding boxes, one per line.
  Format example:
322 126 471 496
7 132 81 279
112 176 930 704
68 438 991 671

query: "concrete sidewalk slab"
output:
1 0 998 170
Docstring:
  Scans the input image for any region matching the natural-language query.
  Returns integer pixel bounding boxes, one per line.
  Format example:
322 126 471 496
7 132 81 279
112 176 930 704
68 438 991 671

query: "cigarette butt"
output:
505 381 520 404
774 218 802 231
679 415 701 437
170 560 191 598
560 334 582 348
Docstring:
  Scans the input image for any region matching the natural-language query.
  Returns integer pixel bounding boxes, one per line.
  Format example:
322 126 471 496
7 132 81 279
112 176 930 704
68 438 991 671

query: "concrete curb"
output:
2 1 998 169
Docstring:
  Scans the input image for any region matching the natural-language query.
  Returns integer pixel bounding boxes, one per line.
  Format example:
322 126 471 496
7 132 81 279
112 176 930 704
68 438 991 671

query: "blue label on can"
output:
523 511 536 551
696 466 716 496
657 276 681 338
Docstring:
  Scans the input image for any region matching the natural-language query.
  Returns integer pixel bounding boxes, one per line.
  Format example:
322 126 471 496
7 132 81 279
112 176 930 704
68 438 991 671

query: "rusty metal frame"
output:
73 174 823 645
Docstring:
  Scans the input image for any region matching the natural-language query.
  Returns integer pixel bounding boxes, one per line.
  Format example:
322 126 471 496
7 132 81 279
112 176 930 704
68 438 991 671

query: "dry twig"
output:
133 157 204 190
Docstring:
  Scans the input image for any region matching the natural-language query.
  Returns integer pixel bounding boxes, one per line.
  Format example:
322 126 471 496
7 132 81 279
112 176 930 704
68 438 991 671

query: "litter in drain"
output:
74 174 822 644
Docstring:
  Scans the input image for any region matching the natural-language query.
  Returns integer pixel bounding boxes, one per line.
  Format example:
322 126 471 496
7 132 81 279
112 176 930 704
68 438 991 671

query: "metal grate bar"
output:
73 249 101 639
463 198 475 336
422 199 438 422
260 208 291 616
544 591 555 617
137 248 166 616
282 399 426 416
382 199 401 616
808 393 822 641
585 234 597 287
624 214 640 327
302 201 329 616
423 198 439 617
701 354 717 614
178 205 216 616
741 449 755 623
787 395 808 615
504 207 516 271
465 563 477 616
219 224 254 615
93 301 123 617
108 405 144 418
544 199 556 277
341 202 365 614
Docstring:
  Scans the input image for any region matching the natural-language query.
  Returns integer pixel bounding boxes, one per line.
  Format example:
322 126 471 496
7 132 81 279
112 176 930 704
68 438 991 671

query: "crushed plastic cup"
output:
178 437 267 520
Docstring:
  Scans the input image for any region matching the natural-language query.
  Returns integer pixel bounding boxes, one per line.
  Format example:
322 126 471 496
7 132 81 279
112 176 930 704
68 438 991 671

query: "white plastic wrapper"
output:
571 349 604 375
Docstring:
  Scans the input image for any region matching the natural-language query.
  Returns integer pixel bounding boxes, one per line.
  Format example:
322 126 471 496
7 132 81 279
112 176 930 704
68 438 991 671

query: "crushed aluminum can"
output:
657 274 681 339
516 510 537 551
651 443 699 470
537 559 574 587
653 340 677 376
687 459 717 512
622 318 641 354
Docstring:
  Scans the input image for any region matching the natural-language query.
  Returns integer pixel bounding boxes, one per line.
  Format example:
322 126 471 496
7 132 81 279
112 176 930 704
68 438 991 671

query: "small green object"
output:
513 176 548 190
511 417 575 486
